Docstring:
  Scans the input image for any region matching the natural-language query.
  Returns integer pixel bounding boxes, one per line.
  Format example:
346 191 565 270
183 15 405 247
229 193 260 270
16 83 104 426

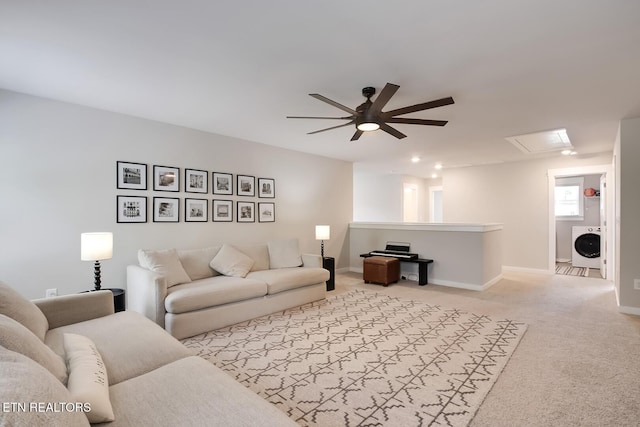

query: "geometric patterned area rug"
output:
555 264 589 277
182 290 527 427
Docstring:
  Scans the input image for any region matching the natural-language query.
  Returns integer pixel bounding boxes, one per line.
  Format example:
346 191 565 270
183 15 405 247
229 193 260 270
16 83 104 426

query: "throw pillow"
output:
0 313 68 384
137 248 192 287
209 244 255 278
177 246 221 280
0 280 49 341
268 239 303 269
64 333 115 423
0 346 90 427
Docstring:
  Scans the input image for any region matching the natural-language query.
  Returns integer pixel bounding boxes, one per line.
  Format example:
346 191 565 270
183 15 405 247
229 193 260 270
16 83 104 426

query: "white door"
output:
599 174 606 278
429 186 443 223
403 184 418 222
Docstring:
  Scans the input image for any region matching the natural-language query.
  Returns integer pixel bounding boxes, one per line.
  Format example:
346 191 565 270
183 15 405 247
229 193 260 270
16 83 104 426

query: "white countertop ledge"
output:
349 222 504 232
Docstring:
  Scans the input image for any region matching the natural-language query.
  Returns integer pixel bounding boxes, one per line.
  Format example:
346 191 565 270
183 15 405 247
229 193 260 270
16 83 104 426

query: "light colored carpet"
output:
331 271 640 427
183 289 527 426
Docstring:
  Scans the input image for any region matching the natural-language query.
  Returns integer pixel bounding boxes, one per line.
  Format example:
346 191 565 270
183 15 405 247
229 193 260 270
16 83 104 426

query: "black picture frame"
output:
212 199 233 222
117 161 147 190
153 165 180 192
237 175 255 197
237 201 255 222
185 198 208 222
258 202 275 222
212 172 233 195
258 178 275 198
185 169 208 193
153 197 179 222
117 195 147 223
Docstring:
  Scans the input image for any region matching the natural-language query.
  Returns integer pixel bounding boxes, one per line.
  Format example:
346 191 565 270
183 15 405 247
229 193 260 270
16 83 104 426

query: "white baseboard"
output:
348 267 500 292
502 265 553 275
618 305 640 316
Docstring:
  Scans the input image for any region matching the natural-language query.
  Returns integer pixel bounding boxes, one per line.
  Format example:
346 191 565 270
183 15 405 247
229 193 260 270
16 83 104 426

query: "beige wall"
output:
443 153 613 271
0 90 353 299
616 117 640 312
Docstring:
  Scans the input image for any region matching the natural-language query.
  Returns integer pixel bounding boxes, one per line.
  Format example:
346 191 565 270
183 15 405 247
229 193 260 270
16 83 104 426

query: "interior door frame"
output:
548 164 614 281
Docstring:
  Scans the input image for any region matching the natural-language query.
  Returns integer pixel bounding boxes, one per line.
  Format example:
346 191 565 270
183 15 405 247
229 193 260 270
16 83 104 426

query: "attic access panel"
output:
505 128 572 154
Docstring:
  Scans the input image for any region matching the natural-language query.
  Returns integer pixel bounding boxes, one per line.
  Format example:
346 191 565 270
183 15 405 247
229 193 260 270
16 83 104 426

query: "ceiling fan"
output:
287 83 454 141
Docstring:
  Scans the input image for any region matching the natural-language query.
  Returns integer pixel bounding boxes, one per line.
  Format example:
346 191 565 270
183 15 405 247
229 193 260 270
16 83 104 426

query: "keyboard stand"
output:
360 254 433 286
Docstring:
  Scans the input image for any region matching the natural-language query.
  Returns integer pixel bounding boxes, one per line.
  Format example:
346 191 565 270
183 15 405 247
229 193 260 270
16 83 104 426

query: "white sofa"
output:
0 281 298 426
127 239 329 339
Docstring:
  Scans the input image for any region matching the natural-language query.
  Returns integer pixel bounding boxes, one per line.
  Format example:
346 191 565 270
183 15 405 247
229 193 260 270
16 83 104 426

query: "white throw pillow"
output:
64 333 114 423
138 248 192 287
268 239 303 269
209 244 255 278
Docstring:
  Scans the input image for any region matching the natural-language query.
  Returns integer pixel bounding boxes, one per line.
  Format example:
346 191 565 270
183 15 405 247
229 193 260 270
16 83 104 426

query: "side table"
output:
104 288 126 312
323 257 335 291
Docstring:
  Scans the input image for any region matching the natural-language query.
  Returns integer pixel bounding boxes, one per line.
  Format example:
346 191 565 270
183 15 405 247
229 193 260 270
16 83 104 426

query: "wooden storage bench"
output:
363 256 400 286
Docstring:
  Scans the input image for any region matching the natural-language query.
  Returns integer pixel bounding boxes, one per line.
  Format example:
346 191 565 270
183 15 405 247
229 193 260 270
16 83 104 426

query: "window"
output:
555 177 584 220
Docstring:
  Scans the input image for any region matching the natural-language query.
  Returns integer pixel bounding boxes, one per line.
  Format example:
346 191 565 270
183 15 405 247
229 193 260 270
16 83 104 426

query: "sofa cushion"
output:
209 244 254 278
235 244 270 272
247 267 330 295
0 314 68 384
104 356 298 427
268 239 303 269
0 279 49 341
138 248 192 287
64 333 115 423
0 345 90 427
177 246 221 280
44 311 191 386
165 276 268 314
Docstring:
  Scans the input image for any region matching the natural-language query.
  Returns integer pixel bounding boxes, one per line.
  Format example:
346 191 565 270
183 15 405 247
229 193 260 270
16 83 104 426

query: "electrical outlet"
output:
634 279 640 290
45 288 57 298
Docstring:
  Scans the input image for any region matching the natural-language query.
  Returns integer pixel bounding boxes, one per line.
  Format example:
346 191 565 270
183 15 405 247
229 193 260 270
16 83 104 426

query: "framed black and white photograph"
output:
185 198 208 222
237 201 255 222
117 195 147 223
117 161 147 190
153 197 179 222
212 172 233 195
185 169 208 193
258 178 275 198
237 174 255 197
258 202 275 222
212 199 233 222
153 165 179 192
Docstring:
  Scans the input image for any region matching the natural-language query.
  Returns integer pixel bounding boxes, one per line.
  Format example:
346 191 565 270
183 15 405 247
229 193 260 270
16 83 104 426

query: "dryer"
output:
572 226 601 268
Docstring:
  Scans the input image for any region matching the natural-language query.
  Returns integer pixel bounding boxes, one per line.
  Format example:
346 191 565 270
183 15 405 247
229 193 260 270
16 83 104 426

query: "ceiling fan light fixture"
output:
357 121 380 132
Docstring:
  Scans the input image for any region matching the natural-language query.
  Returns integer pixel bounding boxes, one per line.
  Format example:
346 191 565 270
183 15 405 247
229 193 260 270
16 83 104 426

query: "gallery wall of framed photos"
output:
116 161 275 224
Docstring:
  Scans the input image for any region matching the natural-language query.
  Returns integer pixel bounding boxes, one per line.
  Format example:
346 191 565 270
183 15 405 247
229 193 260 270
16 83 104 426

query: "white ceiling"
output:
2 0 640 178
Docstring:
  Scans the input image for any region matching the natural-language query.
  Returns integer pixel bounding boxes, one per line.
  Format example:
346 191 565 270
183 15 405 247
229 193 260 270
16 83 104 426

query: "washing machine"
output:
572 226 601 268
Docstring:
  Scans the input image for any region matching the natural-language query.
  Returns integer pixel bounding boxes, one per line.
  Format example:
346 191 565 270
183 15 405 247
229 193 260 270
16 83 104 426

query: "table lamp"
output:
81 232 113 291
315 225 330 258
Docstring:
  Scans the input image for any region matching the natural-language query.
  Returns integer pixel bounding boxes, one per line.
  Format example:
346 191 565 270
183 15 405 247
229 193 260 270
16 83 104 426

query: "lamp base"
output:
93 260 102 291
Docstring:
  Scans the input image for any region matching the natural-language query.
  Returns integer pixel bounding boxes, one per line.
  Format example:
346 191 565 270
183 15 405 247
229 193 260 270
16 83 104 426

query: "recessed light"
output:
431 173 438 179
561 149 577 156
411 156 420 163
434 163 443 170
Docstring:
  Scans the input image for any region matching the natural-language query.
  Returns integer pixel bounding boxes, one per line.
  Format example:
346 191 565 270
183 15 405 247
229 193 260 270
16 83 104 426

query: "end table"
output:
322 257 335 291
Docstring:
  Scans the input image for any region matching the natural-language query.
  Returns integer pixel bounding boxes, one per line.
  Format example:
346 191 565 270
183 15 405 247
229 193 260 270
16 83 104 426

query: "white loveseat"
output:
127 239 329 339
0 281 298 426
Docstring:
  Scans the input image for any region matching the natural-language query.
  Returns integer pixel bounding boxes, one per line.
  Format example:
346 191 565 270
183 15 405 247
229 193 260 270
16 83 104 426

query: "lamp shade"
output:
315 225 330 241
81 232 113 261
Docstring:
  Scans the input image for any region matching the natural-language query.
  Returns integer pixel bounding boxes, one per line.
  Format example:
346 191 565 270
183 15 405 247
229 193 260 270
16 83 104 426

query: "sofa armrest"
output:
33 290 114 329
126 265 168 328
301 253 322 268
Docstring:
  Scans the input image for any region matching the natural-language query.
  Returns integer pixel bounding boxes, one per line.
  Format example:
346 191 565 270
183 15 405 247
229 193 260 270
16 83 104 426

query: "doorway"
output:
403 183 418 222
548 165 614 281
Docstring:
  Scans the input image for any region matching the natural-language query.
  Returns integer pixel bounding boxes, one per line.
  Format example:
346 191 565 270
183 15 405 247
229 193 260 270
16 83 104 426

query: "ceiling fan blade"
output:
309 94 357 115
379 123 407 139
383 96 455 117
307 121 355 135
287 115 354 120
385 117 448 126
350 129 364 141
369 83 400 115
